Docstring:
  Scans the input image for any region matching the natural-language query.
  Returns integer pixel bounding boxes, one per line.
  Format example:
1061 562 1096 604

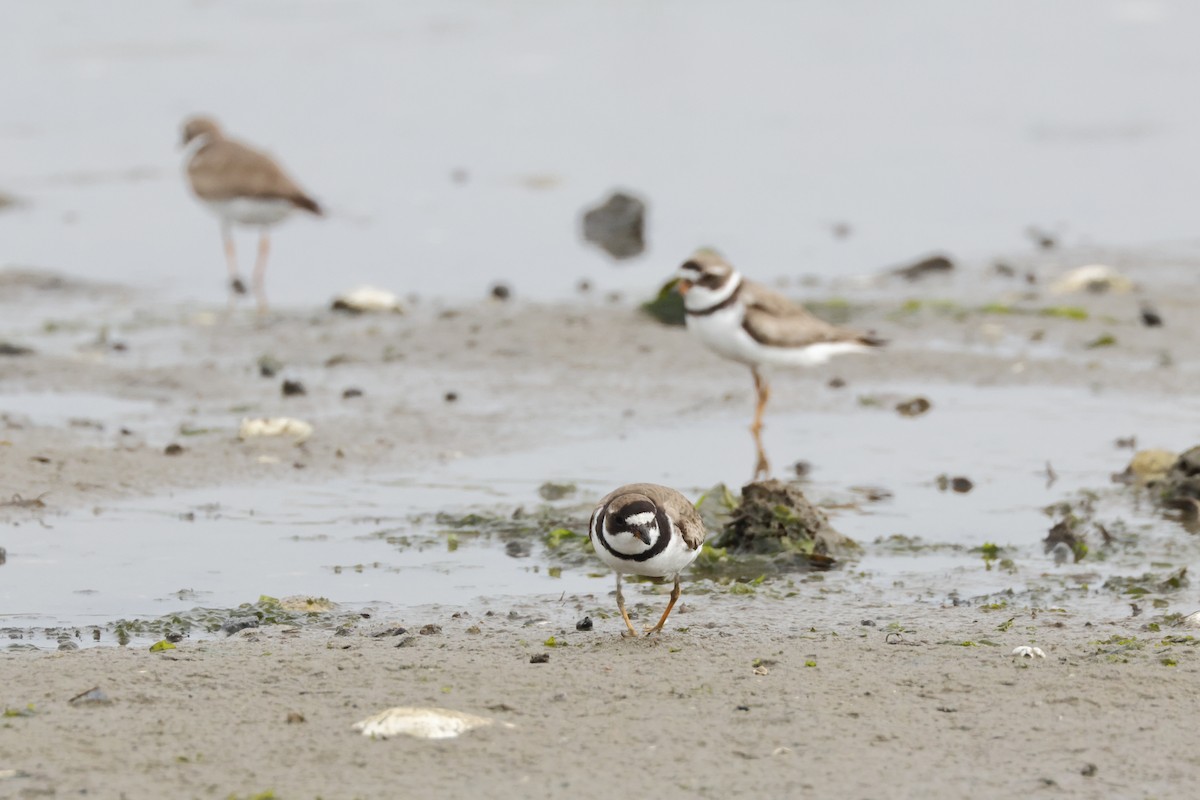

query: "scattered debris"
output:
1011 646 1046 659
1180 611 1200 628
1140 303 1163 327
936 475 974 493
581 190 646 260
286 711 305 724
330 286 404 314
505 540 531 558
575 616 593 631
163 443 184 456
281 379 306 397
257 355 282 378
1 493 48 509
419 624 442 635
490 283 512 301
0 342 34 356
0 547 6 566
238 417 313 443
1049 264 1133 294
529 653 550 664
1113 449 1177 487
279 596 336 612
342 387 363 399
1043 519 1087 563
443 391 459 403
1025 226 1057 250
68 687 111 706
1115 436 1137 450
1084 333 1117 349
895 397 932 417
537 482 577 501
352 706 514 740
891 254 954 281
640 278 685 326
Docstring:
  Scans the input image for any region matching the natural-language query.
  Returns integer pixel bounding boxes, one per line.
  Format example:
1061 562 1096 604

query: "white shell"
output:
1011 646 1046 659
333 286 404 313
238 417 313 443
1181 611 1200 627
1049 264 1133 294
352 706 513 740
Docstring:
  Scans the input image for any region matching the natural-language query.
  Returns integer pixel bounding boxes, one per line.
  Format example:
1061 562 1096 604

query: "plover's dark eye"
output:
698 271 727 289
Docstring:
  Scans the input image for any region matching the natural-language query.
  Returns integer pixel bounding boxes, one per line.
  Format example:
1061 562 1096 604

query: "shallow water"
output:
3 382 1196 644
5 2 1200 306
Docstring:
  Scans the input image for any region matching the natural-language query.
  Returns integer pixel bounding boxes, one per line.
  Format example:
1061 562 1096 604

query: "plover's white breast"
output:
592 519 701 579
688 305 872 368
204 197 295 227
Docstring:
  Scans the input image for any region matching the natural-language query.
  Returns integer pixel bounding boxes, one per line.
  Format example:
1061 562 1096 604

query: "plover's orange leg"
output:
253 230 271 314
615 574 640 638
644 577 682 635
750 367 771 478
223 226 246 295
750 367 770 435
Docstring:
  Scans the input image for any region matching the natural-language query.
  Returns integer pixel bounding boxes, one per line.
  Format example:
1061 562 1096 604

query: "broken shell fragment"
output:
352 706 514 740
238 417 313 443
1049 264 1133 295
1011 646 1046 659
331 286 404 314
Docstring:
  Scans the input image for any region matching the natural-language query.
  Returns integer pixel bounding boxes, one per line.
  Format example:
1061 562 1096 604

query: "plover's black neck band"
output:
594 504 673 563
685 281 742 317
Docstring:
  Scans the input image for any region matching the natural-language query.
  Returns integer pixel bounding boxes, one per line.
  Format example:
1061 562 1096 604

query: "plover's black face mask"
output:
677 259 733 295
607 499 658 545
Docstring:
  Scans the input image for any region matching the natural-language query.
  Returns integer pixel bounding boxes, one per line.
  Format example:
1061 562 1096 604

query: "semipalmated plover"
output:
181 116 322 312
588 483 706 637
677 251 884 476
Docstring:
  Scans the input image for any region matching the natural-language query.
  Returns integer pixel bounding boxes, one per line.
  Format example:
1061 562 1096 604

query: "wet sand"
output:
4 600 1198 799
2 258 1200 798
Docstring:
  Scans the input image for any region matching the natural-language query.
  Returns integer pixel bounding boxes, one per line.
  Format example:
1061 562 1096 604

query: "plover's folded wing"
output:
188 140 321 214
741 280 883 349
636 484 706 550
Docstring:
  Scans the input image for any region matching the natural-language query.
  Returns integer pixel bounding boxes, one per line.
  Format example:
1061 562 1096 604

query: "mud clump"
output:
710 480 860 569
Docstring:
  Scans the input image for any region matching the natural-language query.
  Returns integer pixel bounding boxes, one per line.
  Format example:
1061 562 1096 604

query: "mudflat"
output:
2 257 1199 799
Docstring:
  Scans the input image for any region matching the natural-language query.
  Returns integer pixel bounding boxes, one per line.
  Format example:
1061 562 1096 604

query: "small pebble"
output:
444 391 459 403
575 616 593 632
282 379 306 397
530 653 550 664
490 283 511 301
258 355 282 378
164 443 184 456
342 388 364 399
419 624 442 635
286 711 306 724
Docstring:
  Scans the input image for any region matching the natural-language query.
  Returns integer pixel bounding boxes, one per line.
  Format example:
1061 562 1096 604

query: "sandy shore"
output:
2 259 1200 798
3 598 1198 799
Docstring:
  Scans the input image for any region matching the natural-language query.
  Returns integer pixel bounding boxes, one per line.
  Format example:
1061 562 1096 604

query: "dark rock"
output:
281 379 306 397
1140 304 1163 327
163 443 184 456
490 283 511 301
0 342 34 356
505 540 531 558
827 377 846 389
895 397 932 417
581 191 646 260
1026 226 1057 250
575 616 593 631
257 355 282 378
342 387 363 399
935 475 973 493
419 624 442 635
712 479 860 566
220 618 259 636
370 626 408 638
444 391 458 403
1160 446 1200 505
0 546 6 566
530 653 550 664
891 254 954 281
231 277 247 295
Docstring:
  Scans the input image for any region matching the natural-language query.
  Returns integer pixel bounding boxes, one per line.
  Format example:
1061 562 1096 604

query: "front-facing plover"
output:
677 251 885 476
588 483 706 637
181 115 322 312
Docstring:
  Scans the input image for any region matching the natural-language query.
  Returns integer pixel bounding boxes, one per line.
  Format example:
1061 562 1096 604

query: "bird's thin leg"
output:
751 367 771 479
615 573 640 638
223 224 246 295
644 577 682 635
252 229 271 314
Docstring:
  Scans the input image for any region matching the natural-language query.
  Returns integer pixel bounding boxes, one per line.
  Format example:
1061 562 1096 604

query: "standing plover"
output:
677 251 884 477
181 116 322 312
588 483 706 637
